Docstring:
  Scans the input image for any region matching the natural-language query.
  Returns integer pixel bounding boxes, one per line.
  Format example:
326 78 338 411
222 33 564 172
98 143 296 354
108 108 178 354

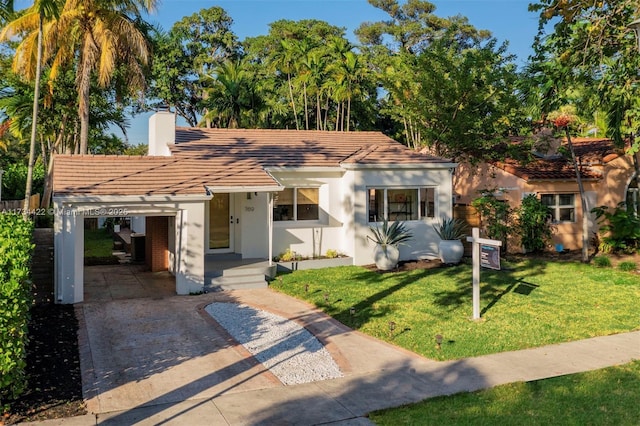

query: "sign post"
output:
466 227 502 320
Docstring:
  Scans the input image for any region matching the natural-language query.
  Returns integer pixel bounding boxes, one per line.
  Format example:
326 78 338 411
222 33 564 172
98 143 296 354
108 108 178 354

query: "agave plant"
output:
367 219 413 247
433 217 469 240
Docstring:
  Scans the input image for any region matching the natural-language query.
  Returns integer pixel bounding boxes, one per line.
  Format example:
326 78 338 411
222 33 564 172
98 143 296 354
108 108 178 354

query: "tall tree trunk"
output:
316 94 322 130
23 13 43 220
403 117 411 148
303 82 309 130
287 73 299 130
335 102 340 131
78 47 92 155
564 127 590 262
346 96 351 132
323 97 329 130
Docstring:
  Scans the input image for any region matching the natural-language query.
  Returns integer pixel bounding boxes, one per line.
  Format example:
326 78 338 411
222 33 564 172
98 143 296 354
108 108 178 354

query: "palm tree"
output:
0 0 13 21
1 0 60 218
270 39 300 130
6 0 156 155
203 59 249 128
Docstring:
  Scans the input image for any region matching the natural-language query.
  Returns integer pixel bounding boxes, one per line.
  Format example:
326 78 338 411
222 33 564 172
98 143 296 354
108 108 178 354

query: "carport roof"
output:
53 155 280 196
53 128 451 196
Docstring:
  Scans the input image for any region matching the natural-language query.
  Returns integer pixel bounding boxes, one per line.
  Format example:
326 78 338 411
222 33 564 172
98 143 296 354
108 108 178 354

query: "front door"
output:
209 193 234 252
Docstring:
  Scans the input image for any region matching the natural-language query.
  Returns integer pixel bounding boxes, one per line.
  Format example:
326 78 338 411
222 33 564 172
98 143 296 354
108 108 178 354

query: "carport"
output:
54 195 210 304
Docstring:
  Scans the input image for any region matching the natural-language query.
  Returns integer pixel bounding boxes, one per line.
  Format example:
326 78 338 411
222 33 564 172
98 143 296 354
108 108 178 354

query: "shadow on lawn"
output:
429 257 546 315
320 268 433 328
301 256 550 328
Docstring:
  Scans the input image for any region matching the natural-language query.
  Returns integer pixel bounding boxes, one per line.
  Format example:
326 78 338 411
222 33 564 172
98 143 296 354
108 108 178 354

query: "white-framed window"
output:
541 193 575 222
368 187 436 222
273 188 319 221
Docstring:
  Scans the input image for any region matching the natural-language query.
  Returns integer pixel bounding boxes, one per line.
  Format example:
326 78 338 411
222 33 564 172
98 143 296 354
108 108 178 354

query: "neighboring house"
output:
52 111 457 303
454 136 638 252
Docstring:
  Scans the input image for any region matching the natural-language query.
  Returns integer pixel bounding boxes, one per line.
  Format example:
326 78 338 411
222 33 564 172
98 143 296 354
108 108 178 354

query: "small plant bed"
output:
369 360 640 425
4 304 85 424
271 260 639 361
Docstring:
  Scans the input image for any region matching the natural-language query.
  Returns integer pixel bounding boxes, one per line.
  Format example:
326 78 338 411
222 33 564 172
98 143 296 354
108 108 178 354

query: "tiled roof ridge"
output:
176 127 390 135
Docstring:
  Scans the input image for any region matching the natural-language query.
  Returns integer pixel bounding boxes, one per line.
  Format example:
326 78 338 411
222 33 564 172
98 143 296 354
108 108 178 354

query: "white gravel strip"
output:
205 302 343 385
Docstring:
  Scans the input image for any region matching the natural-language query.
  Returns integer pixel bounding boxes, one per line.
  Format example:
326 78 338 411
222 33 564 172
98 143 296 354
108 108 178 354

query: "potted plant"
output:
433 217 468 264
367 219 412 270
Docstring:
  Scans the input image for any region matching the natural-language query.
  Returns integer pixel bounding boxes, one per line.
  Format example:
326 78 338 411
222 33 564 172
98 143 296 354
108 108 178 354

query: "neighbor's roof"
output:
54 128 450 196
493 137 624 182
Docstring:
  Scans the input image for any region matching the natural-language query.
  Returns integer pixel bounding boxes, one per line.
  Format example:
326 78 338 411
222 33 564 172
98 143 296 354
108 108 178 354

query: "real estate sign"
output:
481 244 500 270
466 228 503 320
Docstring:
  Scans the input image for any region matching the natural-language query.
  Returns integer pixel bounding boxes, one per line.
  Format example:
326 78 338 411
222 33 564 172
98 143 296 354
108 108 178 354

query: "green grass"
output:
618 261 637 272
593 255 612 268
84 228 113 258
369 361 640 425
271 260 640 361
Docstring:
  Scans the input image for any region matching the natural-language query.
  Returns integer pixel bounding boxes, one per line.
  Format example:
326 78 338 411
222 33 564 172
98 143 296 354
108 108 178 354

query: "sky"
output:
15 0 543 146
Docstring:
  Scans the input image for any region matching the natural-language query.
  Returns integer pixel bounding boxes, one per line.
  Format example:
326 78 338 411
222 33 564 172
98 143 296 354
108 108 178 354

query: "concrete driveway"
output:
78 266 431 421
75 266 640 425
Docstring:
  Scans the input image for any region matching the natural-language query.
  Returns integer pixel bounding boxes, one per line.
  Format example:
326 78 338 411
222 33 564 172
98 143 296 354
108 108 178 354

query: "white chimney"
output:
148 111 176 156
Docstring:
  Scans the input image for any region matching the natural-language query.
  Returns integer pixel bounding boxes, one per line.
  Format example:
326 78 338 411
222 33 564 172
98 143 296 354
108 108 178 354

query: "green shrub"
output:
471 191 513 250
592 203 640 254
593 256 612 268
325 249 339 259
0 213 34 412
517 194 554 252
618 261 637 272
278 248 297 262
1 162 45 200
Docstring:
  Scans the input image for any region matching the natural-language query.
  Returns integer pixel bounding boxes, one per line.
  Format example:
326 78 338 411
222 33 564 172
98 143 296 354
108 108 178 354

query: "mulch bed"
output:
3 304 86 425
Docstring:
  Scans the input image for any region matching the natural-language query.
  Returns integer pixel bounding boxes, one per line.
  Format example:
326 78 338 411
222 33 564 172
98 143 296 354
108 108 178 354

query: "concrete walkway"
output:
21 286 640 426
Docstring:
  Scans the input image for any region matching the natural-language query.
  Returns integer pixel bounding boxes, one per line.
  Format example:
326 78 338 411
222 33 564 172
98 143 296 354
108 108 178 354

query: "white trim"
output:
341 162 458 170
268 192 274 266
265 166 343 173
206 185 283 194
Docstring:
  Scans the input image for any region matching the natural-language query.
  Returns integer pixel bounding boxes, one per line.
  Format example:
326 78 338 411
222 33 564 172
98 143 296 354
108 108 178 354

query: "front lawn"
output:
271 259 639 360
369 360 640 425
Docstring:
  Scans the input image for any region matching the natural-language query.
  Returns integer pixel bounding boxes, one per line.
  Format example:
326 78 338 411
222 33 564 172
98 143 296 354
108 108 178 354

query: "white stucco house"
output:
53 111 457 303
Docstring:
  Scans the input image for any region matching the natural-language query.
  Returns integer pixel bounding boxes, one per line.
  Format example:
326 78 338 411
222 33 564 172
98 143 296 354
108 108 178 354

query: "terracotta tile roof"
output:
172 128 449 166
495 157 602 181
53 155 279 196
494 137 623 182
54 128 450 196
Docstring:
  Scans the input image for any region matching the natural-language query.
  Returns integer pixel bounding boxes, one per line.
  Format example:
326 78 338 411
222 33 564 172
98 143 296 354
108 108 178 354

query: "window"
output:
541 193 575 222
368 187 436 222
274 188 319 221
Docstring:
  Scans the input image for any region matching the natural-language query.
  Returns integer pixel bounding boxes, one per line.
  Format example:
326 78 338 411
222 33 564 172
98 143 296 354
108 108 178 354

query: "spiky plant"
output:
433 218 469 240
367 219 412 247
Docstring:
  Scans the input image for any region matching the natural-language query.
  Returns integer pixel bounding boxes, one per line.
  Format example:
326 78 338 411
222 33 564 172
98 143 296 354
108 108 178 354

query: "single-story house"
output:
454 135 638 251
53 111 457 303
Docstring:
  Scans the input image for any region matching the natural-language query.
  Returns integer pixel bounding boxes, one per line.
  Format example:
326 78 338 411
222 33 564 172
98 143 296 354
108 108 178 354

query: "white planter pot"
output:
439 240 464 264
373 244 400 271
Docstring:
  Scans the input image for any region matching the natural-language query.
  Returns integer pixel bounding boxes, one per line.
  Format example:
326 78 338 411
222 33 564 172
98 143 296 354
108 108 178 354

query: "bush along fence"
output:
0 213 34 412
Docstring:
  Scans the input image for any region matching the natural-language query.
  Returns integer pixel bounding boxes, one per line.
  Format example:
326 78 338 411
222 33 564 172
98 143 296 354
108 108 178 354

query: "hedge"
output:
0 214 34 412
